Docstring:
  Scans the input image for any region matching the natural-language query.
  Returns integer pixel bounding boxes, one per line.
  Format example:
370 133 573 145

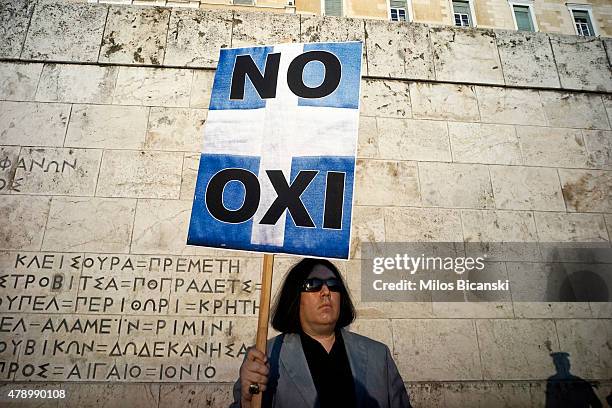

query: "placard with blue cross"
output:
187 41 362 259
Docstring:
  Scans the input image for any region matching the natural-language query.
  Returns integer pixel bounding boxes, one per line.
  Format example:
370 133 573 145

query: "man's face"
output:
299 264 341 334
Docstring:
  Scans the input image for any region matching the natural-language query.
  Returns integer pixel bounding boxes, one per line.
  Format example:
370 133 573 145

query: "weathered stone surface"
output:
476 319 559 379
418 162 494 209
490 166 565 211
495 30 560 88
13 147 102 196
42 197 136 252
0 0 35 58
62 383 160 408
583 130 612 170
559 169 612 213
556 320 612 379
349 206 385 258
377 118 451 162
364 20 434 80
475 86 546 126
65 104 149 149
189 69 215 108
165 9 232 68
22 2 107 62
113 66 192 107
96 150 183 199
231 11 299 47
145 107 207 152
435 381 542 408
392 319 482 380
360 79 411 119
431 27 503 85
550 34 612 92
449 122 521 165
0 195 50 250
432 300 514 319
100 6 170 65
0 62 43 100
36 63 118 104
513 302 593 319
349 319 394 348
409 83 479 122
534 212 608 242
540 91 610 130
356 116 378 159
0 101 70 147
180 153 198 201
158 384 233 408
462 209 538 242
0 383 60 407
517 126 589 168
354 159 420 206
0 145 20 194
384 207 463 242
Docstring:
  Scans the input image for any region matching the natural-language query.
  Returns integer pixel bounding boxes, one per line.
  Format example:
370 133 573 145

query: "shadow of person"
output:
546 352 602 408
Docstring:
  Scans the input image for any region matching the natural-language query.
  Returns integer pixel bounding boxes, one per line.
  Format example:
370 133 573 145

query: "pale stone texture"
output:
100 6 170 65
145 107 207 152
583 130 612 170
0 0 35 58
65 104 149 149
550 34 612 92
418 162 494 209
0 101 70 147
354 159 420 206
348 319 394 349
559 169 612 213
164 9 232 68
436 381 542 408
476 319 559 379
113 66 192 107
0 62 43 100
534 212 609 242
409 82 479 122
556 320 612 379
96 150 183 199
462 210 538 242
349 206 385 259
449 122 522 165
62 384 160 408
384 207 463 242
392 319 482 381
431 27 503 85
180 153 198 201
231 11 299 47
0 146 20 194
42 197 136 252
356 116 378 159
13 147 102 196
364 20 434 80
490 166 565 211
0 195 50 250
539 91 610 130
300 15 367 74
158 384 233 408
36 63 118 104
604 95 612 127
377 118 451 162
495 30 560 88
189 69 215 108
475 86 546 126
360 79 411 118
22 2 107 62
517 126 589 168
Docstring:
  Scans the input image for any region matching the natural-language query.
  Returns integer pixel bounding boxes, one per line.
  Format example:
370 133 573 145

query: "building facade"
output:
85 0 612 37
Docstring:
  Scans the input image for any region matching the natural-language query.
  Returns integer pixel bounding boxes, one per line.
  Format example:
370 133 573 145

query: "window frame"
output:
508 0 538 32
451 0 477 27
567 3 598 37
387 0 413 22
321 0 344 17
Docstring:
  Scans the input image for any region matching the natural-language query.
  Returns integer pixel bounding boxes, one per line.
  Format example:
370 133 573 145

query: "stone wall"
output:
0 1 611 407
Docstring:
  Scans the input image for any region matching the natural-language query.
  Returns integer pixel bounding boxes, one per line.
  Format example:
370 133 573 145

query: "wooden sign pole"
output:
252 253 275 408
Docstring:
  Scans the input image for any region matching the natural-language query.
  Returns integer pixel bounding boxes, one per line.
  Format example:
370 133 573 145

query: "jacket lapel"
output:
342 329 369 408
279 333 318 407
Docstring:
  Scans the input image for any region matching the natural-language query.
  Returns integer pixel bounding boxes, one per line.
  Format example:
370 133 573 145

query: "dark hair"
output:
271 258 356 333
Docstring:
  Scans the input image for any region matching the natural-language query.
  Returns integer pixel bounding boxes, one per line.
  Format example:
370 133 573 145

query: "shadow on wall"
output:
545 352 604 408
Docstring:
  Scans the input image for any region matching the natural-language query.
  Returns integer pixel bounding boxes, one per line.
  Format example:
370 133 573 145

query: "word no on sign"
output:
187 42 363 259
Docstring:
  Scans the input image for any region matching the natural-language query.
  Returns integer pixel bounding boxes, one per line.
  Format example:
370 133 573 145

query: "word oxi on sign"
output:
187 42 363 259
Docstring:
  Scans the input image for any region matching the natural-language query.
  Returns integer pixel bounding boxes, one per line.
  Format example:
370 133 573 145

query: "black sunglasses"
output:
301 278 343 292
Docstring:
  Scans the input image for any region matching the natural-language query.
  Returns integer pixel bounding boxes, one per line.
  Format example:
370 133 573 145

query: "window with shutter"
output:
572 10 594 36
452 0 472 27
390 0 408 21
325 0 343 16
234 0 254 5
513 5 534 31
